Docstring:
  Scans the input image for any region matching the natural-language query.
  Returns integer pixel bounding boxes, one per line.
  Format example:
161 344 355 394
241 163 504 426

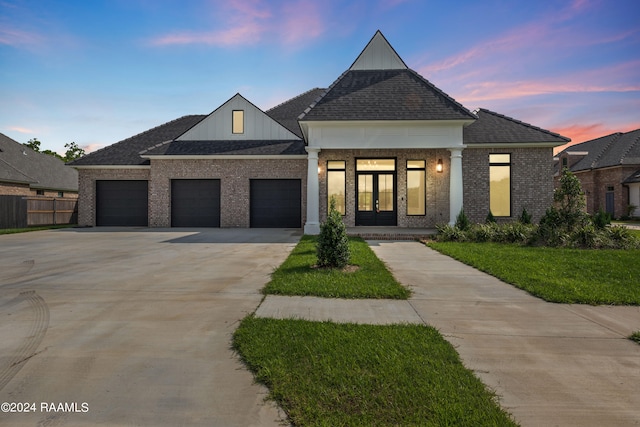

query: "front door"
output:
355 159 397 226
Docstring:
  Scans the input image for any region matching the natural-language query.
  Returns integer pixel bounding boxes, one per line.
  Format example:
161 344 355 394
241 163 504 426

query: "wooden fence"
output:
0 196 78 229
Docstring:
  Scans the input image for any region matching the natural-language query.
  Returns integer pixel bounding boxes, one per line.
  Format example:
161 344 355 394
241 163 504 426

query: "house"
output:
69 31 569 231
555 128 640 218
0 132 78 197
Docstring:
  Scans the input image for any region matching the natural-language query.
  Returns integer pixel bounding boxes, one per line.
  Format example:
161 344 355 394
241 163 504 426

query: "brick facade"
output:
0 182 31 196
571 166 636 218
148 158 307 227
77 168 151 226
318 149 451 227
76 148 557 228
463 147 555 223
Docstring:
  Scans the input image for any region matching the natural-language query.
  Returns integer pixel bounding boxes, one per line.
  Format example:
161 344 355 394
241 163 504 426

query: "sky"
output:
1 0 639 156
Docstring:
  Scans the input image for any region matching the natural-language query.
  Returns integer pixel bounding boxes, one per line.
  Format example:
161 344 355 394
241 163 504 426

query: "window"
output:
407 160 425 215
232 110 244 134
36 189 45 196
58 191 64 197
327 161 346 215
561 157 568 168
489 154 511 217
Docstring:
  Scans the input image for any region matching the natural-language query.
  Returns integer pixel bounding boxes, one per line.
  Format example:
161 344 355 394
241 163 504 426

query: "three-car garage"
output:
94 178 302 228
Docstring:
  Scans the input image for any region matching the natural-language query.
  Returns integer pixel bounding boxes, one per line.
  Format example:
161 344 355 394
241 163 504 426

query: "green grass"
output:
428 242 640 305
0 225 74 235
263 235 410 299
630 331 640 345
233 317 517 427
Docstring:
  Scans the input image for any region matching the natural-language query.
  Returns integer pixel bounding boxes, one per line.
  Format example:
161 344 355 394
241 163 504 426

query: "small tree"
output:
553 168 588 231
485 211 496 224
316 197 350 269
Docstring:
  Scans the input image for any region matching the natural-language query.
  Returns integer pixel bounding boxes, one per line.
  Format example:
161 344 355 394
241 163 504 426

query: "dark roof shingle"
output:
464 109 570 145
0 133 78 191
557 128 640 171
68 115 206 166
267 88 326 137
141 139 306 156
300 69 476 121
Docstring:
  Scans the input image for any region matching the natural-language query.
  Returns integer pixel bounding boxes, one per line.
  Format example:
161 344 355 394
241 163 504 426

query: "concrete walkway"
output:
256 240 640 427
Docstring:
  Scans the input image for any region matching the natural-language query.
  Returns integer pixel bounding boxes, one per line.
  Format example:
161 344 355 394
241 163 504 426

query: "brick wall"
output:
318 149 450 227
77 168 151 226
463 147 555 224
0 182 31 196
573 166 637 218
149 158 307 227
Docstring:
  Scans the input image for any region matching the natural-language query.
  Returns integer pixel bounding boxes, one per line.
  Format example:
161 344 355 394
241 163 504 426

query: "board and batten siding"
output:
177 93 299 141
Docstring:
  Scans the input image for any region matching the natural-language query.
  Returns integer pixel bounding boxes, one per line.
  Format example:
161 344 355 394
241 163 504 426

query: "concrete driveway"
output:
0 228 300 426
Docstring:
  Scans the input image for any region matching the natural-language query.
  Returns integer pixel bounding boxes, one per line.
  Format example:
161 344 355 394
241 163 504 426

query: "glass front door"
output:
355 159 397 226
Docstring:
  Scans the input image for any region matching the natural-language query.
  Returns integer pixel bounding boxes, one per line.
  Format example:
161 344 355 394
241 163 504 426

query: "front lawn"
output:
263 235 410 299
428 242 640 305
233 317 517 427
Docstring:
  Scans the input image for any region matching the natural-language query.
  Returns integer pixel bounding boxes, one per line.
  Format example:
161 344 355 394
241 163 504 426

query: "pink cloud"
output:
7 126 34 134
149 0 324 48
81 143 104 154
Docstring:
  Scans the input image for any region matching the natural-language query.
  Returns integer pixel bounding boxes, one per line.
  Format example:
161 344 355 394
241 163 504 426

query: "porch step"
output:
346 227 436 241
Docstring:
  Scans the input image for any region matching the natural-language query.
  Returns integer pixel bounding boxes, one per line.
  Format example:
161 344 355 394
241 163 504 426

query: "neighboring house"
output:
0 132 78 197
555 128 640 218
69 31 569 231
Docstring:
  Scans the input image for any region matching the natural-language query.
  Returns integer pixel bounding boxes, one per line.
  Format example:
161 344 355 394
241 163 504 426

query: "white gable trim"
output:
177 93 300 141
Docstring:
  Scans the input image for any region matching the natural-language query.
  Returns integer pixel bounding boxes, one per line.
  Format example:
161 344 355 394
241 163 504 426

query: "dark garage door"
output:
96 180 148 226
250 179 301 228
171 179 221 227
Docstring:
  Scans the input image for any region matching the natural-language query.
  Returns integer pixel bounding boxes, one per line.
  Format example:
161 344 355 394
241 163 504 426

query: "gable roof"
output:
464 109 570 145
300 69 477 122
266 88 326 138
623 169 640 184
176 93 300 141
0 133 78 191
299 31 476 122
557 128 640 171
69 115 206 166
349 30 407 71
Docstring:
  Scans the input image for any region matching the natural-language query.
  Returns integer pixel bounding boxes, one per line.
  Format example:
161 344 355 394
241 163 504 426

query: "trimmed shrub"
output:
485 211 497 224
455 209 471 231
316 197 350 268
592 208 611 229
519 207 532 225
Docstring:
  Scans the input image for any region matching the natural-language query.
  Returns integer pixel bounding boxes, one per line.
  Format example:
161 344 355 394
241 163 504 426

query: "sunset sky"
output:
1 0 639 156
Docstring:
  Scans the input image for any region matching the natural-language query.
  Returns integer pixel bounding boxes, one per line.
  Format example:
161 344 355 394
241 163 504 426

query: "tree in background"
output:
63 142 85 162
23 139 85 162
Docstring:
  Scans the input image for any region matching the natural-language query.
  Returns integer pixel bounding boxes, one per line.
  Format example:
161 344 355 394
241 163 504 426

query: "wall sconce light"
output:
318 165 322 174
436 159 443 173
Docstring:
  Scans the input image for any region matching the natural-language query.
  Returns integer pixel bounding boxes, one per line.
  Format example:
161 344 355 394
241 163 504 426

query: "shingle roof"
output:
0 133 78 191
266 88 326 138
299 69 476 121
68 115 206 166
140 139 306 156
557 128 640 171
464 109 570 144
623 169 640 184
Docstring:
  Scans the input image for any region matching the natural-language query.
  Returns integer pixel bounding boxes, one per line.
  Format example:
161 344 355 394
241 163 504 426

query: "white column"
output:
448 148 464 226
304 147 321 235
